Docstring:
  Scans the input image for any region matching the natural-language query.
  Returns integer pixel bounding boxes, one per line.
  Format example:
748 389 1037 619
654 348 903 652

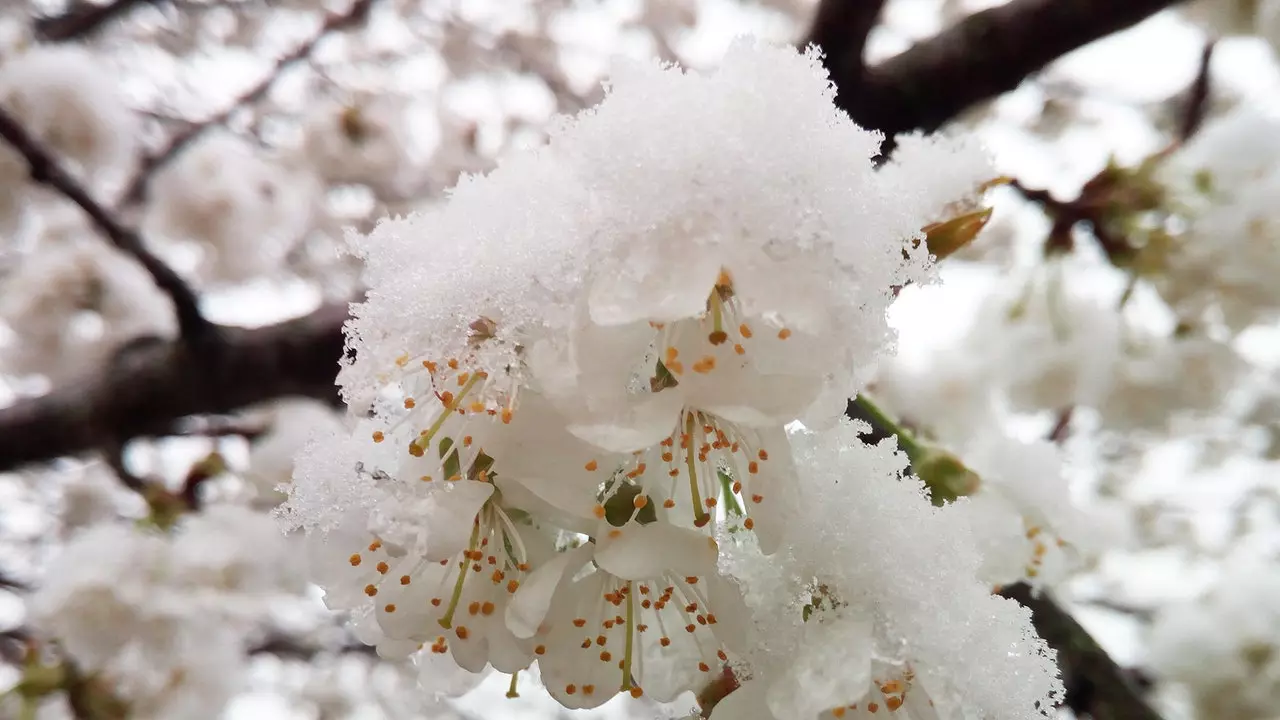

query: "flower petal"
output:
594 521 718 580
505 542 594 638
422 481 495 561
567 390 683 453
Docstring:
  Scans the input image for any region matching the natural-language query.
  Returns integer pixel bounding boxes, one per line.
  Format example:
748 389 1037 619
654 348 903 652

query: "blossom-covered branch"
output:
118 0 378 206
834 0 1183 140
0 107 209 340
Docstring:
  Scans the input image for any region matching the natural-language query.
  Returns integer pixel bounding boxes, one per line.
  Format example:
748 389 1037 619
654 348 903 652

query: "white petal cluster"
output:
1152 106 1280 331
284 40 1061 717
26 506 303 719
0 46 138 233
244 398 347 507
1147 552 1280 720
144 130 317 283
301 94 428 198
959 436 1089 587
0 235 176 380
908 269 1243 434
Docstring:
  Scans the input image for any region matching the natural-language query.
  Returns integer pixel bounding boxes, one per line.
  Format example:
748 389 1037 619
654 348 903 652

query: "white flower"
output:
0 46 137 181
1099 333 1244 431
27 507 300 719
170 504 305 604
302 93 428 197
958 436 1088 587
960 268 1122 413
0 236 176 380
506 522 751 708
245 399 347 506
144 130 316 282
1147 552 1280 720
1152 106 1280 330
285 390 622 671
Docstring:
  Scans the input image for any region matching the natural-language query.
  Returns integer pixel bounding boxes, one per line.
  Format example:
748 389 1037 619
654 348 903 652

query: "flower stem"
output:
849 394 925 462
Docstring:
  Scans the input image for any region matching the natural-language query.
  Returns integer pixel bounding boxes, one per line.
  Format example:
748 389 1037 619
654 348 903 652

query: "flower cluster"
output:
26 507 303 719
1147 552 1280 720
282 41 1062 717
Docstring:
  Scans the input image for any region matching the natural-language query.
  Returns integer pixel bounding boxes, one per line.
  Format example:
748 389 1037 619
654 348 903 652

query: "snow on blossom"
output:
26 506 297 719
1147 551 1280 720
282 37 1059 719
144 130 317 283
718 422 1062 720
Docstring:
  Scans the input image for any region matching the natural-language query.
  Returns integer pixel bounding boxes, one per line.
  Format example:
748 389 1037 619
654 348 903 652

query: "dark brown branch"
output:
834 0 1183 142
33 0 158 42
118 0 377 206
1178 40 1216 142
249 634 378 659
999 584 1163 720
0 302 348 473
0 108 210 341
803 0 890 80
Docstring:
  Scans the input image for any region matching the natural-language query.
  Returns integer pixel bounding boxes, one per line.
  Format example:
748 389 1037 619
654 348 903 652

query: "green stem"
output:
849 394 925 462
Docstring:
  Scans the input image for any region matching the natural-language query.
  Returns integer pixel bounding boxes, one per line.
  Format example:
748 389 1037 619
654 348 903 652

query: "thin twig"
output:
1048 406 1074 444
101 440 147 494
0 108 210 341
249 634 378 659
1177 40 1216 143
118 0 377 206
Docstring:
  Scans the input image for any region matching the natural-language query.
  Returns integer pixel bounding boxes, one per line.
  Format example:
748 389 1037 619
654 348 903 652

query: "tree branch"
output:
0 303 348 473
118 0 377 207
803 0 890 81
32 0 158 42
0 107 210 341
999 584 1164 720
834 0 1184 141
